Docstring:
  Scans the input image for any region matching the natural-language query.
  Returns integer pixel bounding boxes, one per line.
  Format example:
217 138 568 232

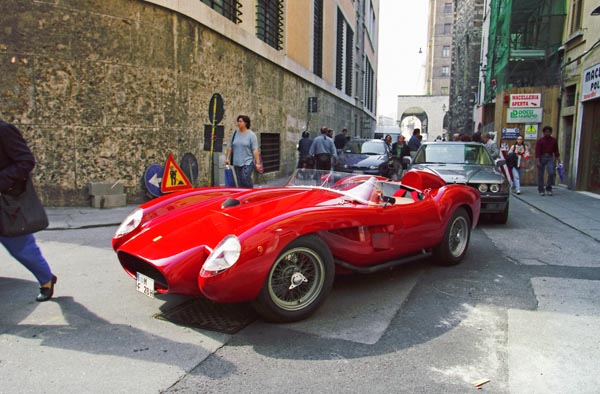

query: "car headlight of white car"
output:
114 208 143 238
201 235 241 276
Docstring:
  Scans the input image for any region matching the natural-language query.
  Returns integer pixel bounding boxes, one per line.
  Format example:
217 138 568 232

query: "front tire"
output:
433 207 471 266
252 235 334 322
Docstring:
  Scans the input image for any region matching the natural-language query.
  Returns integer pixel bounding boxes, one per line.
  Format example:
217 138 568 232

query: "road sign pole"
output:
209 98 217 186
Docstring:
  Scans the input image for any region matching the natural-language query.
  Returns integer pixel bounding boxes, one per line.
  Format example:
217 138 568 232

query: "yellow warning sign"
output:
161 152 192 193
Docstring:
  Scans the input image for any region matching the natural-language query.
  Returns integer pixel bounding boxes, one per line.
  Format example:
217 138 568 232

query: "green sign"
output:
506 108 543 124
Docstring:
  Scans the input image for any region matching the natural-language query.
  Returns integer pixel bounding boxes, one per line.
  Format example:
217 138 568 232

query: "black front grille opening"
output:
155 298 257 334
118 252 168 291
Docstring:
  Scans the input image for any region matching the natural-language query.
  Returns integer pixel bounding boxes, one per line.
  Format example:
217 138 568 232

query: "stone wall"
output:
0 0 364 206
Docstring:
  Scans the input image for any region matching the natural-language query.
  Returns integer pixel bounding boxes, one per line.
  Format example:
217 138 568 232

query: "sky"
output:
376 0 430 120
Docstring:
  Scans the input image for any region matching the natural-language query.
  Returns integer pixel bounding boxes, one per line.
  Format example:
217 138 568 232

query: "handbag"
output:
224 166 237 187
0 177 49 237
224 130 238 187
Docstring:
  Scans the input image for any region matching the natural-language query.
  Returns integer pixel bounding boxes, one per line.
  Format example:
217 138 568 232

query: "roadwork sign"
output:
161 153 192 193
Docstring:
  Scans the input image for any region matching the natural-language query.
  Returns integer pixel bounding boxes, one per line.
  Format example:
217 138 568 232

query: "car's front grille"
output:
118 252 168 291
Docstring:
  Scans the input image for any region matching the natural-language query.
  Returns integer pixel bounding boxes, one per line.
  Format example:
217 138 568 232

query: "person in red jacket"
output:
0 120 57 301
535 125 560 196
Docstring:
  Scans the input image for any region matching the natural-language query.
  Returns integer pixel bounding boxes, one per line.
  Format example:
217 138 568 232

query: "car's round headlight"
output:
201 235 241 276
114 208 143 238
478 184 489 193
490 184 500 193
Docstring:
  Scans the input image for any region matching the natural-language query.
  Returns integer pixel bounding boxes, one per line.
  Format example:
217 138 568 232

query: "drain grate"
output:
155 298 258 334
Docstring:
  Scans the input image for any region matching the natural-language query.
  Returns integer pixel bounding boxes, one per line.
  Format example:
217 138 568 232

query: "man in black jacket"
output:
0 120 57 301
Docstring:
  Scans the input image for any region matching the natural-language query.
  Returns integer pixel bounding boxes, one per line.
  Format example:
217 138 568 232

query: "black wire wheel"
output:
433 207 471 266
253 235 334 322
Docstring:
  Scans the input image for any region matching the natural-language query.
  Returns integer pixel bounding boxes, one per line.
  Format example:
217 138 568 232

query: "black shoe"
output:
36 275 57 302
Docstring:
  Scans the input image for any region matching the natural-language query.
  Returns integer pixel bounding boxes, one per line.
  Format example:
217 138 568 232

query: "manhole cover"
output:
155 298 257 334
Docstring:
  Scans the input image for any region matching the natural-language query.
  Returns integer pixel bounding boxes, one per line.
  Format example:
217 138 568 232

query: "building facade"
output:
559 0 600 194
0 0 379 205
425 0 454 96
471 0 566 187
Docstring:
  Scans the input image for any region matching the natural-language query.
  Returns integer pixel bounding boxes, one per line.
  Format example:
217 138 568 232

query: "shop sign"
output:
581 63 600 102
509 93 541 107
506 108 543 123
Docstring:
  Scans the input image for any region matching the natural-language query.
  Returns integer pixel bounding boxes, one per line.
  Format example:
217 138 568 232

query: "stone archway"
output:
397 95 449 141
399 107 428 139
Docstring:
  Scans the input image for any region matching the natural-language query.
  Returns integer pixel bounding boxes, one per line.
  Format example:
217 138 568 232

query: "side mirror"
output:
402 156 412 166
495 158 506 167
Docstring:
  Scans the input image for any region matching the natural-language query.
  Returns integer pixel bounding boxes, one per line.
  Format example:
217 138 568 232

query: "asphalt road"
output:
1 196 599 394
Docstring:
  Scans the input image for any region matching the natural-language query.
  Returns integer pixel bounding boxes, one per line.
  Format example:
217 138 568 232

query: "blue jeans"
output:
234 164 254 188
1 233 53 285
537 155 555 193
511 166 521 192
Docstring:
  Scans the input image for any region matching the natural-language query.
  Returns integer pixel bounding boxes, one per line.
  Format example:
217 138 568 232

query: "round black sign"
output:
208 93 224 124
180 152 199 184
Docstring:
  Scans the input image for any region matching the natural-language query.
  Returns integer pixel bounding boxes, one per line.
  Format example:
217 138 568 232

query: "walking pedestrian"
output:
0 120 57 302
507 135 529 195
482 132 500 160
407 129 421 154
334 128 348 150
391 135 410 180
297 131 313 169
224 115 263 188
535 125 559 196
309 126 337 171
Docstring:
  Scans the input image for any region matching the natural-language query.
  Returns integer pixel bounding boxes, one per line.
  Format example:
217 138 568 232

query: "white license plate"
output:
136 272 155 298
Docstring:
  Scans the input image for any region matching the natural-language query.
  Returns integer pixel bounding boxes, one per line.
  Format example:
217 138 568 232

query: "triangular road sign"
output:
161 152 193 193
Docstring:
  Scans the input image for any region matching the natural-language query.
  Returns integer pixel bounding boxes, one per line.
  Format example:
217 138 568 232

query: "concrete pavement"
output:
510 185 600 242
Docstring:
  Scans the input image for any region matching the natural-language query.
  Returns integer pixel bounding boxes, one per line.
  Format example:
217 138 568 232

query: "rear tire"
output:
252 235 334 322
433 207 471 266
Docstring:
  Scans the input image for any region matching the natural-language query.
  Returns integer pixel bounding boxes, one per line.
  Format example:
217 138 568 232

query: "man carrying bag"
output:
0 119 57 302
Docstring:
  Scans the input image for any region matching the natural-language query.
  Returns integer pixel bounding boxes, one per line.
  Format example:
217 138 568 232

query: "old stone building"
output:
448 0 484 134
0 0 379 206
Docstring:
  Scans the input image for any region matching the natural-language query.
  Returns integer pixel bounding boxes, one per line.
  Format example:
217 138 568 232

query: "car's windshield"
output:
285 169 383 205
343 140 387 155
414 144 493 165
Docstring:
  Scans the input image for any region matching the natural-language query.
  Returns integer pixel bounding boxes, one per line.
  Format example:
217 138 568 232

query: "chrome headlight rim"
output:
114 208 143 238
201 235 241 277
477 184 489 193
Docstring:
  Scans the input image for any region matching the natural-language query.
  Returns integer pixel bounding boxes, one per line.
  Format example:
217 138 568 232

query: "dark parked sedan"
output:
335 139 392 177
404 142 510 223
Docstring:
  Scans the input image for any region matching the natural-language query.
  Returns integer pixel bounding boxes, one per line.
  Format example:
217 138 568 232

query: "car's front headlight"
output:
478 184 489 193
201 235 241 276
114 208 143 238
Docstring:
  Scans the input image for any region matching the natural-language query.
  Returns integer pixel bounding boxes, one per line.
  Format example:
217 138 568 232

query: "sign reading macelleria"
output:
581 63 600 102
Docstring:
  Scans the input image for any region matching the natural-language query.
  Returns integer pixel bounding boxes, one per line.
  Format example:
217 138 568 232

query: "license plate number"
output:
136 272 155 298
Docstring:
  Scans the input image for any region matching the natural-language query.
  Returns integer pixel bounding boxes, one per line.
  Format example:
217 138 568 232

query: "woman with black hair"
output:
225 115 263 188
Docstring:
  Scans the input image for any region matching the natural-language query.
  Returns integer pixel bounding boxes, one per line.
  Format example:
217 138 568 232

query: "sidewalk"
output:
45 185 600 242
512 185 600 242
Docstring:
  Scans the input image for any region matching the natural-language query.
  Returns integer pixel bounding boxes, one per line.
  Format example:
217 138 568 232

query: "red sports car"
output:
112 169 480 322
